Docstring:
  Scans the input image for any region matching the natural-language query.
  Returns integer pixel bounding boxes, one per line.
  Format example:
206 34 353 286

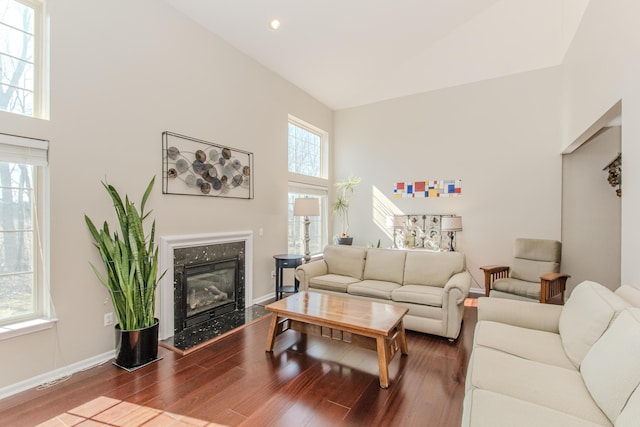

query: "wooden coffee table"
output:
265 291 409 388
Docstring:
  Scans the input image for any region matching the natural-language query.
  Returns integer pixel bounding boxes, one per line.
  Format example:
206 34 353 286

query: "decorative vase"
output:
114 318 159 370
337 237 353 245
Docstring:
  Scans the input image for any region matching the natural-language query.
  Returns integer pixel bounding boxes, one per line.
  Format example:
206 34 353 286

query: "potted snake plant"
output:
85 177 165 370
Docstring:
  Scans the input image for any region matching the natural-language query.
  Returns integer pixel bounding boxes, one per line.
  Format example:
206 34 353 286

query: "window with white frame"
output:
0 0 47 118
0 133 49 326
288 117 326 179
288 116 328 256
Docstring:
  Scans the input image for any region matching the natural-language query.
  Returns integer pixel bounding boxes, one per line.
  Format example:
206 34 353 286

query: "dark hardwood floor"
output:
0 301 477 426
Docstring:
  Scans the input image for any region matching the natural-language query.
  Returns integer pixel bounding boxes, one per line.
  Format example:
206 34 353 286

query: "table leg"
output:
376 335 390 388
265 313 280 352
277 267 284 300
398 320 409 355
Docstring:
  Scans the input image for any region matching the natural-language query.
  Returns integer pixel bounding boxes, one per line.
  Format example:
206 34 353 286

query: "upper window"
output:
288 117 327 179
0 0 46 118
0 133 48 327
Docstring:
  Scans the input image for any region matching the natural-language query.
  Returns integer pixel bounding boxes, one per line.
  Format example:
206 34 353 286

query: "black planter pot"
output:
337 237 353 245
114 318 159 370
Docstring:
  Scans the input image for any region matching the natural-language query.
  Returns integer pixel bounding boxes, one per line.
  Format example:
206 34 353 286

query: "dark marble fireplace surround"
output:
164 240 266 351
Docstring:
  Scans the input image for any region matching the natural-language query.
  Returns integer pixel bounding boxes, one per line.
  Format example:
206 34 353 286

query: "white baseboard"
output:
0 350 115 401
252 293 275 305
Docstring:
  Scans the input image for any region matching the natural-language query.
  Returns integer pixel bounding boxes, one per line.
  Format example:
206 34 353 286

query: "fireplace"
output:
176 257 239 330
158 231 261 351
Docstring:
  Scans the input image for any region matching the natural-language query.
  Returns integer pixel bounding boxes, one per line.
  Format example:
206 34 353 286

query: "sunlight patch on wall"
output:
372 185 404 239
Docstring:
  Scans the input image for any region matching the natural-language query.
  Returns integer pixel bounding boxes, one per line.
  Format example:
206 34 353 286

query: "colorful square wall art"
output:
393 179 462 198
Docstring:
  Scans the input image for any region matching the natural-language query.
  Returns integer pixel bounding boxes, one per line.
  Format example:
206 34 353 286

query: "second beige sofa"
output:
463 281 640 426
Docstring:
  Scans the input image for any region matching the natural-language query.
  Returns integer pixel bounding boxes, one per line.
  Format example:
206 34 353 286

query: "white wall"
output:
0 0 331 389
561 0 640 286
562 127 621 292
334 68 563 292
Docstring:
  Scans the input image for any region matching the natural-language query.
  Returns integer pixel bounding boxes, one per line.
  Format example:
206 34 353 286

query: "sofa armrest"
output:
440 271 472 339
295 260 328 291
444 271 472 304
477 297 563 333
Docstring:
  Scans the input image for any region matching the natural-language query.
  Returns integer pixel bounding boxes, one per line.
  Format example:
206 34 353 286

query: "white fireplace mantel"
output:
157 230 253 340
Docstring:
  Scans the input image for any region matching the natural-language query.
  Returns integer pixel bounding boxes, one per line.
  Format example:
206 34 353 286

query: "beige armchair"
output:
480 238 570 304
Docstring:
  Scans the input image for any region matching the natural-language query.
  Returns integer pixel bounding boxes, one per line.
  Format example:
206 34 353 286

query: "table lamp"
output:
386 215 405 248
294 198 320 262
441 216 462 251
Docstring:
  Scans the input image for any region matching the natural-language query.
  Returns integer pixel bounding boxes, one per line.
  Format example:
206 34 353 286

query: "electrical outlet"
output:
104 312 114 327
271 271 276 279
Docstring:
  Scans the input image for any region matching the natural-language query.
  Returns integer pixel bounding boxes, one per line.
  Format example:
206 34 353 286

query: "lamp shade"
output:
386 215 405 228
293 198 320 216
441 216 463 232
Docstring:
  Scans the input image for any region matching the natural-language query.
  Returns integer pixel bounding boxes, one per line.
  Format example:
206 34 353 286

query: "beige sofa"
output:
463 281 640 426
295 245 471 339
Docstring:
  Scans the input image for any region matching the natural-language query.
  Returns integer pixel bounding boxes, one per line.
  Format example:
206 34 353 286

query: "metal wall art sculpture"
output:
603 153 621 197
162 132 253 199
396 214 446 250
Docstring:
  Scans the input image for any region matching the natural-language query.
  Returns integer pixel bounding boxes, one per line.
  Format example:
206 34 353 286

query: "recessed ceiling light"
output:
269 19 281 30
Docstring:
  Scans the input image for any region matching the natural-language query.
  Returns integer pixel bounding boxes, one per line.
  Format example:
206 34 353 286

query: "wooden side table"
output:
273 254 303 300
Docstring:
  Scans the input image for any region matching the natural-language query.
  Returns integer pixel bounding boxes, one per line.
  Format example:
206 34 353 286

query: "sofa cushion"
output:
403 251 465 287
347 280 400 300
392 285 443 307
491 277 541 300
309 274 359 293
462 389 607 427
473 321 575 370
580 308 640 424
466 346 611 425
323 245 366 280
363 248 406 283
558 281 630 368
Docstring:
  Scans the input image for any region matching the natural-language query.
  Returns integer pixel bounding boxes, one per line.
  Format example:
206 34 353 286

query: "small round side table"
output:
273 254 303 300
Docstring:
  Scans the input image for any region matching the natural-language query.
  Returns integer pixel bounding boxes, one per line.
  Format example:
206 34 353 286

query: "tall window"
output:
288 186 327 255
0 0 46 118
0 133 48 326
288 116 328 256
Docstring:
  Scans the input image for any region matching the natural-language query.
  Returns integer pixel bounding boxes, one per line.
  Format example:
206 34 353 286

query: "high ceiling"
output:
165 0 589 110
